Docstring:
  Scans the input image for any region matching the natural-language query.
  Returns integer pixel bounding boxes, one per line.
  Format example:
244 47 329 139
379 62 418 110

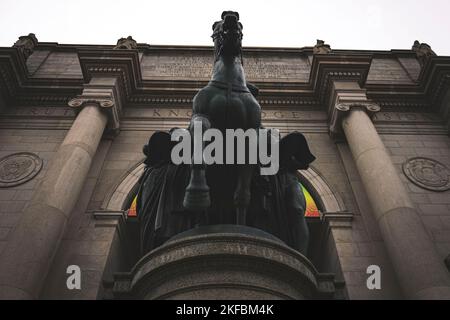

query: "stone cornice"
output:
1 45 450 114
27 42 428 56
77 49 142 99
0 48 28 102
309 54 373 107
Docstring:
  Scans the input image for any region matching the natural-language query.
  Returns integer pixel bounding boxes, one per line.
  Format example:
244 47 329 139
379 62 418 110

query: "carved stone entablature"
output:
0 65 19 100
127 95 321 107
313 40 331 55
12 33 38 60
114 36 138 50
403 157 450 192
329 102 381 139
427 72 450 134
68 95 120 134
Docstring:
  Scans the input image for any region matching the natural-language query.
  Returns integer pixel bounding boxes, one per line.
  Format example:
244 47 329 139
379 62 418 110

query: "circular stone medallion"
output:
0 152 43 188
403 157 450 192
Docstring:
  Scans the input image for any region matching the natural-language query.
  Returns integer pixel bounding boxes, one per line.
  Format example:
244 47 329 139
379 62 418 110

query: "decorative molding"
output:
0 61 20 101
403 157 450 192
127 95 321 107
376 101 430 111
0 152 43 188
322 212 354 229
329 102 381 139
77 50 142 102
2 45 450 118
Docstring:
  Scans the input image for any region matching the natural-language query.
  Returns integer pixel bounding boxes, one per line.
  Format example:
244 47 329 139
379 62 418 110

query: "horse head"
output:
212 11 243 61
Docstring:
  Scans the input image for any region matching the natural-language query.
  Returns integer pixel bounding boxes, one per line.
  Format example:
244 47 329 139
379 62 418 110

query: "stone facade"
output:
0 35 449 300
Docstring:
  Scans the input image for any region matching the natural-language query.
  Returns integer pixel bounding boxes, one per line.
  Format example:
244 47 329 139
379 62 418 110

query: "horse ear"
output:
221 11 239 20
279 132 316 170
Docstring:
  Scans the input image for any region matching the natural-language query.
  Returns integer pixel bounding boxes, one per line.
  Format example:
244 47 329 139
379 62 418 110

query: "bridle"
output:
212 24 244 66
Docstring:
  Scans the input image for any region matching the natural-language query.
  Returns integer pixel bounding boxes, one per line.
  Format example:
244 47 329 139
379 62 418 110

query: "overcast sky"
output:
1 0 449 55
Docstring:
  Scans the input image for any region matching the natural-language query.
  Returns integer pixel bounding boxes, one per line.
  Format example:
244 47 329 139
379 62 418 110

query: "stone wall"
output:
1 42 449 299
380 133 450 261
2 111 448 300
0 128 67 258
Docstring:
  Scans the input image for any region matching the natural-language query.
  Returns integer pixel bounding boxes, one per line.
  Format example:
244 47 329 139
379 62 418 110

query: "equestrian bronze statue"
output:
136 11 316 256
183 11 261 226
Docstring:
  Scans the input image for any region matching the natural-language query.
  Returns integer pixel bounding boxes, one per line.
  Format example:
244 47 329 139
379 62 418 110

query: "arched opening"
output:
99 162 350 299
103 162 346 261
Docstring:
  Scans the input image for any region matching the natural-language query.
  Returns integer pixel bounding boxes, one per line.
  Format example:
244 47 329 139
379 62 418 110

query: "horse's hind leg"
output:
234 164 255 225
183 115 211 211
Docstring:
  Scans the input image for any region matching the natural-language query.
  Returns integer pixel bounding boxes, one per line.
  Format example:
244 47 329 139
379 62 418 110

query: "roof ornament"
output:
313 39 331 54
412 40 436 66
114 36 137 50
13 33 38 60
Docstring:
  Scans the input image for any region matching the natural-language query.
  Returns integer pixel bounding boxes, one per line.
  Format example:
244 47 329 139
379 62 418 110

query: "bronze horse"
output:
183 11 261 226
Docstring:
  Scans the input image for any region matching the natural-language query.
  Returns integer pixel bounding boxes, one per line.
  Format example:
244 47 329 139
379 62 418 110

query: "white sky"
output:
1 0 450 55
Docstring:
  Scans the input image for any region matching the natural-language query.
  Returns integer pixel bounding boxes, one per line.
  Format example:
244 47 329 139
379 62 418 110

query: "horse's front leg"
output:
183 115 211 211
234 164 255 225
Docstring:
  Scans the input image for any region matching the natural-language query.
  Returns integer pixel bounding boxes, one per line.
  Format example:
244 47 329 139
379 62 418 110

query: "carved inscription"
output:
2 107 76 117
141 53 311 81
123 108 326 121
373 112 441 122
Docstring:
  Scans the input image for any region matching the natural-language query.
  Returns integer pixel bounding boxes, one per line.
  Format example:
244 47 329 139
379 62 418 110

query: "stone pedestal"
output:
112 225 336 300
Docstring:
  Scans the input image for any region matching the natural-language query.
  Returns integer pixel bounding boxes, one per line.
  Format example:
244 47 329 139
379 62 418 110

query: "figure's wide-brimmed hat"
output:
143 131 172 165
279 132 316 170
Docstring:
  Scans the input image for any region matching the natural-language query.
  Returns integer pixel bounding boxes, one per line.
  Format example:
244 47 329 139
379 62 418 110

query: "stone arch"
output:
102 162 347 215
298 166 347 214
101 160 145 211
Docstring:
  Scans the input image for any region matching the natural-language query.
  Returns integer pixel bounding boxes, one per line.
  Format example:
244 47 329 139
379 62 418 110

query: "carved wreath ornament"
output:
403 157 450 192
0 152 43 188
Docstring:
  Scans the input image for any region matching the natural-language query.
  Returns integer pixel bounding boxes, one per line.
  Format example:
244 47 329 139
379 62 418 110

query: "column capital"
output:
68 96 114 108
329 101 380 140
68 93 120 136
68 77 123 136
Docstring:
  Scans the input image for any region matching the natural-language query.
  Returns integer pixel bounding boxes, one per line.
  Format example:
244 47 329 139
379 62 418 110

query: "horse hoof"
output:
183 190 211 211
